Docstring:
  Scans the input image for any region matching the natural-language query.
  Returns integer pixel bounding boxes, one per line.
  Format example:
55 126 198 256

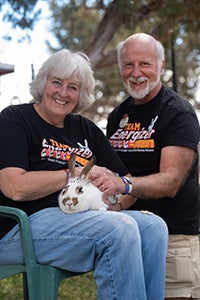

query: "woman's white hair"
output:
117 33 165 75
29 49 95 113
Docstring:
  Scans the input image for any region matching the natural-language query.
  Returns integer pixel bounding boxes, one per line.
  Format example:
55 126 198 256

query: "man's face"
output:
121 38 163 104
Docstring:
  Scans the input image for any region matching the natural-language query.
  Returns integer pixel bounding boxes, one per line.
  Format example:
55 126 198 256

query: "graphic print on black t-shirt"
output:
0 103 129 238
109 113 158 153
41 137 92 166
107 86 200 234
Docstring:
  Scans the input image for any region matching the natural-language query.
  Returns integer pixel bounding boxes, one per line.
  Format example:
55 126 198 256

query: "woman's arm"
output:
0 167 68 202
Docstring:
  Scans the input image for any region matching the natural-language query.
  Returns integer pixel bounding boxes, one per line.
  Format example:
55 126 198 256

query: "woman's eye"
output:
52 80 61 86
68 85 78 91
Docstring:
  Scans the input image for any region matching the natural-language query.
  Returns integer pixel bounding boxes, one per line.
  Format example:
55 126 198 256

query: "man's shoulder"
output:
161 85 195 113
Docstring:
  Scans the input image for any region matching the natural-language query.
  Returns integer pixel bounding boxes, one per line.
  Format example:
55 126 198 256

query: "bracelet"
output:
125 176 133 194
120 176 132 195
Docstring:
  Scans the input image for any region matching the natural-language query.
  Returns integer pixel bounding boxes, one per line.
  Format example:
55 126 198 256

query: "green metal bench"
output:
0 205 82 300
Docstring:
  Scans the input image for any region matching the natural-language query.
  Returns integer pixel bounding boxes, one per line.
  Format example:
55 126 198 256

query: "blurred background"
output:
0 0 200 129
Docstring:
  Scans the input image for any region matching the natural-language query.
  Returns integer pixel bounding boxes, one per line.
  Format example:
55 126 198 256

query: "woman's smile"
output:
54 97 69 106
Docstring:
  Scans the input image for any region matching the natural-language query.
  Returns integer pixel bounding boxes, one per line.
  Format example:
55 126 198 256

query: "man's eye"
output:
124 63 132 67
141 62 150 67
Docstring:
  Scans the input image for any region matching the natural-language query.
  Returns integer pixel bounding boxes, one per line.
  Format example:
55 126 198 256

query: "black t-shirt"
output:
0 103 128 238
107 85 200 234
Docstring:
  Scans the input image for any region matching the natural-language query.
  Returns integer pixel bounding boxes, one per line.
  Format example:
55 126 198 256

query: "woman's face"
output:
41 76 81 121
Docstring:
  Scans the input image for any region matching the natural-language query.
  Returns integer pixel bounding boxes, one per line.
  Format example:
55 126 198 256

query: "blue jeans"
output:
0 208 168 300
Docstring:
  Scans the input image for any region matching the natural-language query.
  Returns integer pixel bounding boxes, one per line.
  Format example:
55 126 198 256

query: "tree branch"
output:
86 0 167 68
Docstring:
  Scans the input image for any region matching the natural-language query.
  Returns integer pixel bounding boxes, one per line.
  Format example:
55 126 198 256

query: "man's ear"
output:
160 60 165 75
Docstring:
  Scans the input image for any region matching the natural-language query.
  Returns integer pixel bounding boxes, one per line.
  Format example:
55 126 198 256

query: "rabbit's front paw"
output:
98 206 108 212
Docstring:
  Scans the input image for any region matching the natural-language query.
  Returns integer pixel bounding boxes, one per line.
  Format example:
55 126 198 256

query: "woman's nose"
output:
59 86 69 97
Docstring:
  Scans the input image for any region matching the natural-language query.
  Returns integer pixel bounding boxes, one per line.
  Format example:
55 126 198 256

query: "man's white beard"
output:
124 74 160 100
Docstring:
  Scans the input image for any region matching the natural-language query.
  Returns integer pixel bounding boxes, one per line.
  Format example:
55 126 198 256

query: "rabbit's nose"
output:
66 199 75 206
62 198 72 206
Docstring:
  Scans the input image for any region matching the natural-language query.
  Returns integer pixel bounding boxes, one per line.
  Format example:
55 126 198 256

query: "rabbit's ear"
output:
68 153 77 177
80 156 97 180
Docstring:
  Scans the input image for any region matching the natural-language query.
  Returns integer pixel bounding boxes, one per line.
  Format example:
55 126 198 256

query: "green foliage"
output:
47 0 101 51
136 0 200 108
1 0 200 119
46 0 200 121
1 0 41 41
0 272 96 299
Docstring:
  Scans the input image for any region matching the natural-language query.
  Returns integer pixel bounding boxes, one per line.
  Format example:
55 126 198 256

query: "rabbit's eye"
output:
61 186 69 194
76 186 83 194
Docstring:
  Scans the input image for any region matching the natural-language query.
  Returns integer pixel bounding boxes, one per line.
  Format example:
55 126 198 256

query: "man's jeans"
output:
0 208 168 300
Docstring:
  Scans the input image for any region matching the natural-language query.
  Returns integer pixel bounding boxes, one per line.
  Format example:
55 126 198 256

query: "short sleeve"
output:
0 110 29 170
160 111 200 151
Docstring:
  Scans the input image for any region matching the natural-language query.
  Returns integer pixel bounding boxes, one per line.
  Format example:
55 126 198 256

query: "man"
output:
98 33 200 299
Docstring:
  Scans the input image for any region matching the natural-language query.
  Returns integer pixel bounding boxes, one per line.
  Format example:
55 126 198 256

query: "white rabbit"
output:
58 153 117 214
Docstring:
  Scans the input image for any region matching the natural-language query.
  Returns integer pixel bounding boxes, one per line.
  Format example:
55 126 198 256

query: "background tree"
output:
1 0 40 41
1 0 200 125
46 0 200 124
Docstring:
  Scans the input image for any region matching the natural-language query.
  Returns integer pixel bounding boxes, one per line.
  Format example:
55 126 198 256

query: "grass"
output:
0 271 97 300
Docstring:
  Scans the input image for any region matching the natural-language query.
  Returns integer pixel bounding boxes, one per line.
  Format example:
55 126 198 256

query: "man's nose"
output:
130 65 142 77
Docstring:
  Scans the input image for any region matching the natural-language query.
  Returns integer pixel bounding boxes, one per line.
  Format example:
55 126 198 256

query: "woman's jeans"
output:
0 208 168 300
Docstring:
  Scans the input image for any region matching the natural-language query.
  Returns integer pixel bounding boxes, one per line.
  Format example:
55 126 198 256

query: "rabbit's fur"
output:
58 153 115 213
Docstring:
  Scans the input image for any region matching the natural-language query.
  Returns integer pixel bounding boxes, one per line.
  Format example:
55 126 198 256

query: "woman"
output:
0 49 168 300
